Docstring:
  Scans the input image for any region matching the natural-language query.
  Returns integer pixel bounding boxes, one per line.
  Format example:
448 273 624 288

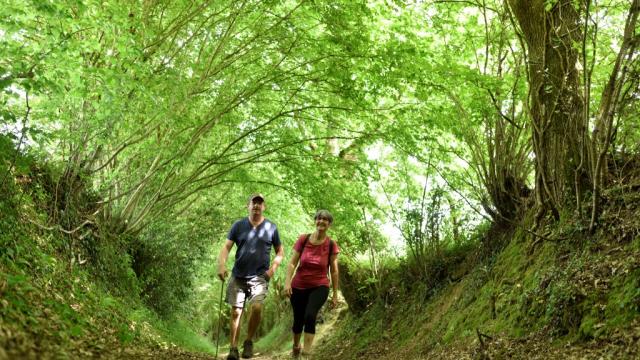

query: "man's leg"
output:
241 275 269 358
240 302 262 358
246 302 263 341
225 277 248 360
230 306 243 348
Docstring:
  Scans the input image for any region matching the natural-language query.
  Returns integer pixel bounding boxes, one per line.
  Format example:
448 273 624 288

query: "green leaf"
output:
69 325 84 337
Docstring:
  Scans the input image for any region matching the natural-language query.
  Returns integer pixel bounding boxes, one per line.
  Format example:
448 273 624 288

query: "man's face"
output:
248 199 265 216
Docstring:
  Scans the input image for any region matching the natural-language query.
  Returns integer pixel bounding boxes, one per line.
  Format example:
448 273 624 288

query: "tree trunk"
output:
507 0 589 220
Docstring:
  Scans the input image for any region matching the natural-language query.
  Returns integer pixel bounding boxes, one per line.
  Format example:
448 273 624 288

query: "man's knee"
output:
231 307 243 320
251 302 263 314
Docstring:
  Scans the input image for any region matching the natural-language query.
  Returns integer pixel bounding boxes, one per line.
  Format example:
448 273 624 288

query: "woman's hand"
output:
284 284 293 298
329 294 339 309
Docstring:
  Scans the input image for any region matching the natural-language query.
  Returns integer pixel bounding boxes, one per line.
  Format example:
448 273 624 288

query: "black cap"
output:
248 193 265 203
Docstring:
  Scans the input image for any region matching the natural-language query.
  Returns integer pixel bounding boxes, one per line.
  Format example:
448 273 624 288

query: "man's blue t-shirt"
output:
228 217 281 278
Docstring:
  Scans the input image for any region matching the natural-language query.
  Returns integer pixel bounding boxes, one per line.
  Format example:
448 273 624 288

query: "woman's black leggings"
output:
290 286 329 334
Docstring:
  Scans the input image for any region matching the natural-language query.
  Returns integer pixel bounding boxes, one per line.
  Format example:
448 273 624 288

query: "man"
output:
218 193 284 360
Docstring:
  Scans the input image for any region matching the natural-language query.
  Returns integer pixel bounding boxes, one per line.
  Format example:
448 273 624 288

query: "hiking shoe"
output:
241 340 253 358
292 345 301 358
227 347 239 360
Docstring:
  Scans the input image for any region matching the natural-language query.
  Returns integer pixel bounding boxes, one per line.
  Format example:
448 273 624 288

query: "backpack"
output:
300 233 335 274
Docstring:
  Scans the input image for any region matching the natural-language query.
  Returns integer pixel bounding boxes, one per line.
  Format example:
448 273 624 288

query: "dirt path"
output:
209 305 343 360
0 302 343 360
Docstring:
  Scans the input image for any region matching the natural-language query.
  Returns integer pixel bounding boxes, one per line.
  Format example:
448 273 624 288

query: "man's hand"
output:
217 267 228 281
265 268 274 280
217 239 233 282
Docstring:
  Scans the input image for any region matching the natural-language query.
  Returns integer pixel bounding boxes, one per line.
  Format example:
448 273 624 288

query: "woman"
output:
284 209 340 357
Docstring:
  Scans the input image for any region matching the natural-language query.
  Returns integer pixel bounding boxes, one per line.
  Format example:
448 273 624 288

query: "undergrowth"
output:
0 155 217 359
315 198 640 360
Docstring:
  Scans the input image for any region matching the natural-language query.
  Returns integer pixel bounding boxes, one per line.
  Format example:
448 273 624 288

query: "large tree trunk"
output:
507 0 589 220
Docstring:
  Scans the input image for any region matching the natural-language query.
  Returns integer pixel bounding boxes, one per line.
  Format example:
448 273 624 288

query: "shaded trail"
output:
223 305 342 360
128 305 344 360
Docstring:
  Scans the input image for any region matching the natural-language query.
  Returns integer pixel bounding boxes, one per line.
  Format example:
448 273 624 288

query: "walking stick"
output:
215 278 225 360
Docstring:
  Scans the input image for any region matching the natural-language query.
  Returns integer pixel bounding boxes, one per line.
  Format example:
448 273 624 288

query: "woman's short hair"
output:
314 209 333 224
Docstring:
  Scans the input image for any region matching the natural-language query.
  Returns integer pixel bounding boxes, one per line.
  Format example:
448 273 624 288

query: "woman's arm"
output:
329 253 339 307
284 250 301 297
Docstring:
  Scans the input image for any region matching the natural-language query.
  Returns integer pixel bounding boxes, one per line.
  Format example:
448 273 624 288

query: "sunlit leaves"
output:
3 0 638 255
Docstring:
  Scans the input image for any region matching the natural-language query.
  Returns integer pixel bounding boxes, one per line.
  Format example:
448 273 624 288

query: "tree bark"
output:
507 0 589 220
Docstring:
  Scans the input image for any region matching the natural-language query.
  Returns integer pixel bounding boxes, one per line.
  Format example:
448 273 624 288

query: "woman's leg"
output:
290 288 310 352
292 332 302 356
302 286 329 353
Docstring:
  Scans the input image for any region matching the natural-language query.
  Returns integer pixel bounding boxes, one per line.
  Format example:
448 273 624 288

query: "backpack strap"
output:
298 234 311 261
301 233 311 253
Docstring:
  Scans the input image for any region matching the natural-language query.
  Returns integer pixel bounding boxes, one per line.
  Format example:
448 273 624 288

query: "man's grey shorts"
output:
226 274 270 308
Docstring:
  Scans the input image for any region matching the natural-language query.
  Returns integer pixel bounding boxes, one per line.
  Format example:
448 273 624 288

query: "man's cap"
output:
248 193 265 203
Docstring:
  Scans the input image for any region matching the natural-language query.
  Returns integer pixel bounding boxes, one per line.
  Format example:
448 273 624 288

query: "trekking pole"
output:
215 278 225 360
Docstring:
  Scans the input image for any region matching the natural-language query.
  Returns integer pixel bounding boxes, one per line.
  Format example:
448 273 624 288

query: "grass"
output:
256 320 293 354
313 208 640 360
0 192 216 358
126 307 218 355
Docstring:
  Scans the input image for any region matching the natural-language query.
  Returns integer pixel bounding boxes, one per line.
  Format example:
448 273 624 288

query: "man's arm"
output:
266 244 284 279
217 239 234 281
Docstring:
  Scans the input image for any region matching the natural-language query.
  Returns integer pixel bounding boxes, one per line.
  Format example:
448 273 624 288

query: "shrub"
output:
131 217 211 317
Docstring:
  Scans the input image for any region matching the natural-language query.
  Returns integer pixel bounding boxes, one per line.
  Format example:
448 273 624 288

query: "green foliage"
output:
132 216 211 317
254 317 293 354
605 268 640 326
1 238 133 357
339 258 378 313
126 308 216 354
508 232 640 340
0 177 218 357
340 230 479 315
87 231 140 297
0 134 20 217
2 0 640 358
315 204 640 359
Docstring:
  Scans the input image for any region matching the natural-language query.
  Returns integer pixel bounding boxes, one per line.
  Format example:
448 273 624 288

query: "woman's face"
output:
315 214 332 232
